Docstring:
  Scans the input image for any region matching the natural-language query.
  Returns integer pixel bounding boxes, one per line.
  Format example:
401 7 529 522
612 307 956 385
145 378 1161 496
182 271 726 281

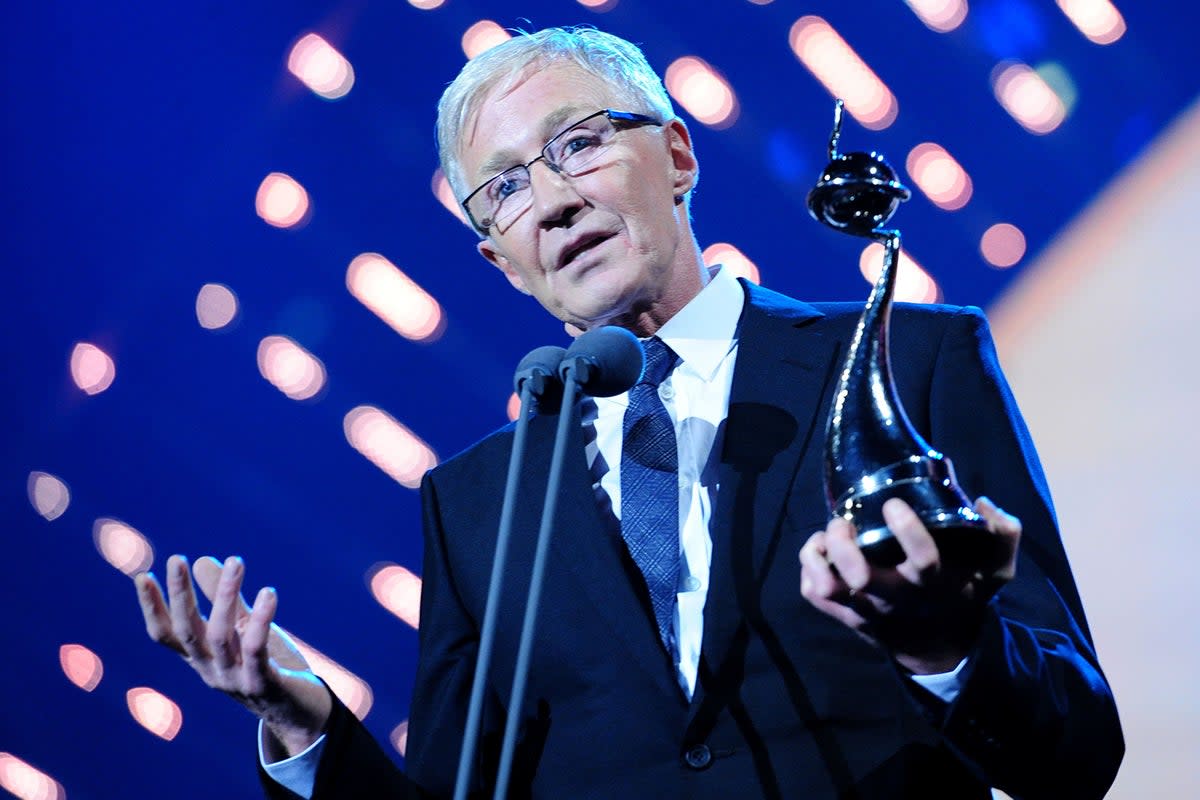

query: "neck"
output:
601 243 710 337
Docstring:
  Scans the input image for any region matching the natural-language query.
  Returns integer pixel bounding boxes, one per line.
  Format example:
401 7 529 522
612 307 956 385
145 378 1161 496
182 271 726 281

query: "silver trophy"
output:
807 100 1000 568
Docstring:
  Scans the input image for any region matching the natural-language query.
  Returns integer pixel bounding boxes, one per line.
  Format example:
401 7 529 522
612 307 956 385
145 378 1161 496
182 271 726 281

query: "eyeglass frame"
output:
459 108 664 234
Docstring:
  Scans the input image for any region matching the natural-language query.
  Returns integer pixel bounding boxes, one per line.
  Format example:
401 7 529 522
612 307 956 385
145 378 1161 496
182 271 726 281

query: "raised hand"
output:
135 554 332 757
798 497 1021 674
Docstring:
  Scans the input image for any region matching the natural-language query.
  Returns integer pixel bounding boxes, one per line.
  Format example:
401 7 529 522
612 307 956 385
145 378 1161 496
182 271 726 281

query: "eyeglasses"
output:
461 108 663 234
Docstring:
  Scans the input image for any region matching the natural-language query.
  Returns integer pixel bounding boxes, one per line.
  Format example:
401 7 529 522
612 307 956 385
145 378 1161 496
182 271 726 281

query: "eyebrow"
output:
475 104 593 179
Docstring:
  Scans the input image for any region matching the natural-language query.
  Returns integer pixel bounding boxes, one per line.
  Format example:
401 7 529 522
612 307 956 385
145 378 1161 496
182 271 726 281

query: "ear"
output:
477 239 532 295
665 118 699 198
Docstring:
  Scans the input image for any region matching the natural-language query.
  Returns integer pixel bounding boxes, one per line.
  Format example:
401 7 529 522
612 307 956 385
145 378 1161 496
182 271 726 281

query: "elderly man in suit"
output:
136 26 1123 799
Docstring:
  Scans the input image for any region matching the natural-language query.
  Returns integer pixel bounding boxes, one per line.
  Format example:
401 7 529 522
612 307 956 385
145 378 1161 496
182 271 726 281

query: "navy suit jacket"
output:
263 281 1122 799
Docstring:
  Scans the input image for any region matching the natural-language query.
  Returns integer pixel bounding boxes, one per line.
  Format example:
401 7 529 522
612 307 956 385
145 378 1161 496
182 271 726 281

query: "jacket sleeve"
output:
257 681 415 799
403 470 509 798
924 306 1124 799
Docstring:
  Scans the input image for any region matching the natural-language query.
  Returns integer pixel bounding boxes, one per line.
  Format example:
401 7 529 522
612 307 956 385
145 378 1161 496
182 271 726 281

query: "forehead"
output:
459 62 624 182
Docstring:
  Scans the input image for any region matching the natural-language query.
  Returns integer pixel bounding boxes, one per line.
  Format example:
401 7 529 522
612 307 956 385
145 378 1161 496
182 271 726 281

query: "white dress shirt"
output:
584 263 742 698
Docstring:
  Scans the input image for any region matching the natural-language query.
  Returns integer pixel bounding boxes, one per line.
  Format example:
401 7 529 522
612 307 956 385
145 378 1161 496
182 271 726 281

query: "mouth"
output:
559 232 616 269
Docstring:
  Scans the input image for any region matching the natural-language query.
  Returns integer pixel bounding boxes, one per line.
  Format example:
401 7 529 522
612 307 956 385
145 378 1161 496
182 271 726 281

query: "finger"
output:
824 517 870 594
974 496 1021 537
798 530 842 600
799 529 888 642
135 572 187 656
206 556 246 670
815 594 875 633
193 556 248 609
242 586 279 692
973 496 1021 579
197 555 258 639
881 498 940 586
165 555 211 660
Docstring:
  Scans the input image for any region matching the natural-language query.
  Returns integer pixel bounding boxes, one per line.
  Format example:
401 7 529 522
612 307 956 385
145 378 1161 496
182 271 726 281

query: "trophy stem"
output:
824 229 911 522
823 230 992 566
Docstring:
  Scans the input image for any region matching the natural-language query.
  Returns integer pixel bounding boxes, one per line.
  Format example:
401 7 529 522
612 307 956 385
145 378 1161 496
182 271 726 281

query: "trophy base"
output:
831 455 1004 569
849 512 1002 569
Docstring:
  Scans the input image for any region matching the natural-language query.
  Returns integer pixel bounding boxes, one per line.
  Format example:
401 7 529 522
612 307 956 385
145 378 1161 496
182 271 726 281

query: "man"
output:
136 26 1123 798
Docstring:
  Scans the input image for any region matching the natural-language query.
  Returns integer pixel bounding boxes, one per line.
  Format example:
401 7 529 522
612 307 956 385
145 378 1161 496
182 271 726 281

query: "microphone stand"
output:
453 327 640 800
453 349 563 800
491 325 642 798
492 368 581 800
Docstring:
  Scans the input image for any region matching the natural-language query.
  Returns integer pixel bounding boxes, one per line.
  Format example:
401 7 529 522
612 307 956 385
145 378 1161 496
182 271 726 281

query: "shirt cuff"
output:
258 719 326 799
909 657 968 703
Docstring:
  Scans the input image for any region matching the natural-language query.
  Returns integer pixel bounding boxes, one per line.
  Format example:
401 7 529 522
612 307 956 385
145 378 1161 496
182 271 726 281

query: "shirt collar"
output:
654 264 744 382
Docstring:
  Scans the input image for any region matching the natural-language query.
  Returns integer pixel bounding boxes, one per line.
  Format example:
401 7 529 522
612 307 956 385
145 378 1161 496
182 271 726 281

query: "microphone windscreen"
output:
560 326 643 397
513 345 568 407
513 345 567 396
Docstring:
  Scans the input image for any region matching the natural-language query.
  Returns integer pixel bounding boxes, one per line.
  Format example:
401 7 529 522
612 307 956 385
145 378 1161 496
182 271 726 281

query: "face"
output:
460 62 703 335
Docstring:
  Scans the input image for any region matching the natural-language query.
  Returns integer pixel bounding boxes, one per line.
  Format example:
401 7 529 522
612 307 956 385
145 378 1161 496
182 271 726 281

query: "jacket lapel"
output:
699 281 840 682
519 404 681 693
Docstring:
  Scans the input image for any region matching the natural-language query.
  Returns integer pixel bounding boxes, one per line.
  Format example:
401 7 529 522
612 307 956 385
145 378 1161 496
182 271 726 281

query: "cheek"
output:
620 193 673 244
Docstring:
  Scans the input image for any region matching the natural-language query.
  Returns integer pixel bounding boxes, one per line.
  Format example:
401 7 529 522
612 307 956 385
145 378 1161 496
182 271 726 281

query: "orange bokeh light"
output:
906 143 973 210
286 631 374 720
256 335 327 401
27 471 70 521
992 62 1067 135
368 562 423 628
127 687 183 741
391 720 410 756
702 242 761 284
981 222 1027 268
462 20 511 59
71 342 115 395
256 172 310 228
859 243 940 304
287 33 354 100
1056 0 1126 45
344 405 438 489
0 753 65 800
904 0 969 32
93 517 155 576
789 16 898 130
347 253 445 342
665 57 739 129
196 283 239 330
60 643 104 692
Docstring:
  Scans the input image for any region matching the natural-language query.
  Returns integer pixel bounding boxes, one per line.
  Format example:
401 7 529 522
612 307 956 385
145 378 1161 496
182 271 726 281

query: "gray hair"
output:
436 26 677 213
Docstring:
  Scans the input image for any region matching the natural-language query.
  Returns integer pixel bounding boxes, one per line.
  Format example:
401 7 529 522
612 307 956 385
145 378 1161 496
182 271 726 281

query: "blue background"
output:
2 1 1196 796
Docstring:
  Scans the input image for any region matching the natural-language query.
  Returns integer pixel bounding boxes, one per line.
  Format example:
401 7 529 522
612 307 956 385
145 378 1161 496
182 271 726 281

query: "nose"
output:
528 158 584 227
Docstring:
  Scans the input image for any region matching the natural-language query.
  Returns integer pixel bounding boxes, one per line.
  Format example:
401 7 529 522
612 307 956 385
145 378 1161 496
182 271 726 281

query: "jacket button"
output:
683 744 712 770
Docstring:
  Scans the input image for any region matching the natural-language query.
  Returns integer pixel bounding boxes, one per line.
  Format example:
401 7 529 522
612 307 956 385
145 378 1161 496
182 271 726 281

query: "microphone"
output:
558 325 644 397
513 345 566 414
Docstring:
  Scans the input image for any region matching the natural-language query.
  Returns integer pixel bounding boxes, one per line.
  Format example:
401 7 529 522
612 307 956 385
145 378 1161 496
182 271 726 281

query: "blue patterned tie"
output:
620 336 680 655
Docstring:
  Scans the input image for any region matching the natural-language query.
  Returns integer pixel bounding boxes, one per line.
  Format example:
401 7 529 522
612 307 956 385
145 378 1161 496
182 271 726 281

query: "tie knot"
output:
639 337 677 388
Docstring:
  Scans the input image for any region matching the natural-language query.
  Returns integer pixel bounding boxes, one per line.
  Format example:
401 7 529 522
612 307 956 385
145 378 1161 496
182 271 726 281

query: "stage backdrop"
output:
2 1 1197 798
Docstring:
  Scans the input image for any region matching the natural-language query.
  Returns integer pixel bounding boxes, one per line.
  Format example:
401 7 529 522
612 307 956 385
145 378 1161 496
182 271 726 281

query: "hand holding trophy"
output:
807 100 1006 571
